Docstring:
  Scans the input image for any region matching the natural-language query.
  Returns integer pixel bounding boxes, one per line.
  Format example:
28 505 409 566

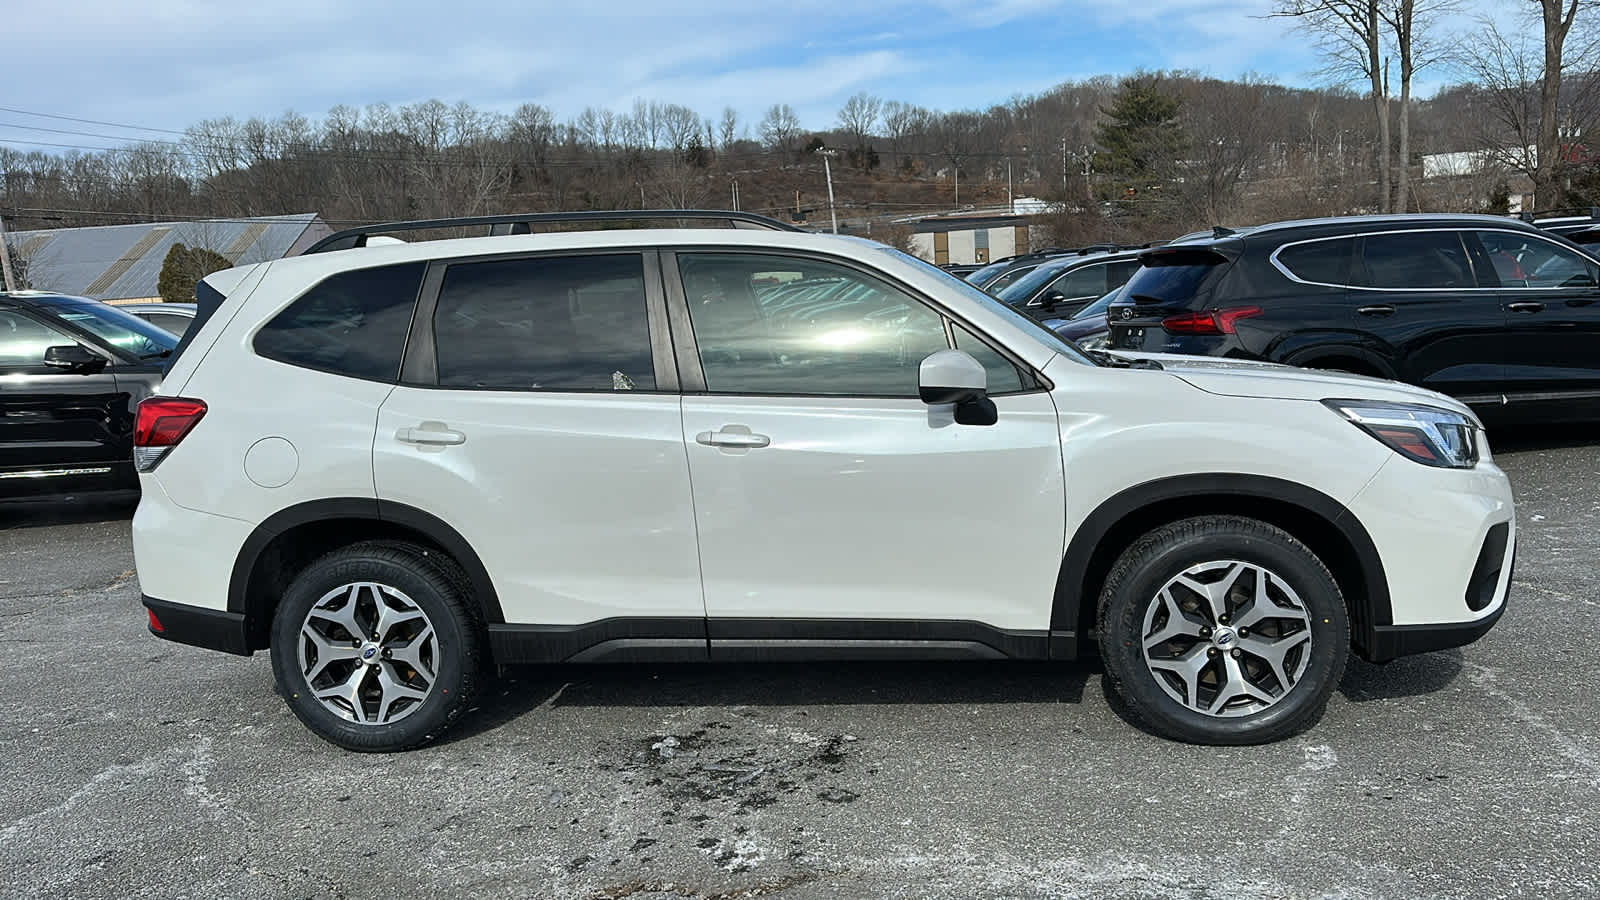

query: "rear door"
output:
372 250 705 633
0 306 126 493
1471 228 1600 401
668 249 1066 649
1352 229 1505 400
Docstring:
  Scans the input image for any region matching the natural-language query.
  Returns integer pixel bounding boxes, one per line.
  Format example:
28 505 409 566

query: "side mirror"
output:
918 349 998 426
44 345 106 373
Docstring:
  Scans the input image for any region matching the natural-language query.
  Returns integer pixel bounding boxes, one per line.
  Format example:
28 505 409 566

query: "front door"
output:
0 307 126 495
1472 229 1600 402
668 250 1066 647
372 250 704 631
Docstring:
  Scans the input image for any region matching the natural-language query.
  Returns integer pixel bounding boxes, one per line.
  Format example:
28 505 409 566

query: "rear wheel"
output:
1097 516 1349 744
270 541 482 752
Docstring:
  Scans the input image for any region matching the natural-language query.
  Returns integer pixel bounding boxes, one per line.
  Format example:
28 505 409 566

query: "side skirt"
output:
487 618 1070 664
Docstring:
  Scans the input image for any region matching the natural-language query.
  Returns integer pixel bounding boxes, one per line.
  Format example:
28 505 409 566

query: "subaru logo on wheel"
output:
361 646 378 660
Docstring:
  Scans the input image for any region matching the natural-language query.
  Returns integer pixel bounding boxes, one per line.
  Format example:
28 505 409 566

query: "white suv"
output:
131 211 1515 751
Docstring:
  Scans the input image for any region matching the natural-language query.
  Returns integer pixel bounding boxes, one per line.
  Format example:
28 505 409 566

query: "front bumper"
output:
144 595 252 656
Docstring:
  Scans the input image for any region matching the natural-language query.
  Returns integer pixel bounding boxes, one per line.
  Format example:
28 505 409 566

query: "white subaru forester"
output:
131 211 1514 751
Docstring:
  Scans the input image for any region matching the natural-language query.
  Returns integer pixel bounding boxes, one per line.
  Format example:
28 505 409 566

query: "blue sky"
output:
4 0 1527 149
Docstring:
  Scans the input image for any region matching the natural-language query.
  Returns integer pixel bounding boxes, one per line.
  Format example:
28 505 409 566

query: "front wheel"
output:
271 541 483 752
1097 516 1349 745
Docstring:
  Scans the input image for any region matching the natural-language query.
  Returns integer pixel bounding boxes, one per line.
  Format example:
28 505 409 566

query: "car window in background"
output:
36 296 178 360
996 261 1072 305
1475 231 1600 288
1043 264 1107 302
0 310 77 371
254 262 424 381
964 260 1012 286
983 264 1039 294
1122 249 1229 303
433 254 655 391
1276 237 1356 285
1362 231 1473 289
1072 286 1125 321
142 313 194 336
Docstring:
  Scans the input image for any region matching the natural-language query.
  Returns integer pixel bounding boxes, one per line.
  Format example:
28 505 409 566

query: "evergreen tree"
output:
1094 75 1186 207
157 243 232 303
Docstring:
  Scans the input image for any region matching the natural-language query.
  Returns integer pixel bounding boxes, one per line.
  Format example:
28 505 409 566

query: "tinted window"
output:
996 261 1070 305
951 322 1024 393
255 263 424 381
1106 260 1141 291
1475 231 1599 288
0 310 75 371
1276 238 1355 284
1362 232 1472 288
143 313 193 336
433 254 654 391
1121 251 1227 304
1072 286 1125 321
984 265 1036 293
965 259 1012 287
680 253 948 396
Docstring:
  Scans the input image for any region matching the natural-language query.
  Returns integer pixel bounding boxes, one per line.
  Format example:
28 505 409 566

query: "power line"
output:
0 106 189 136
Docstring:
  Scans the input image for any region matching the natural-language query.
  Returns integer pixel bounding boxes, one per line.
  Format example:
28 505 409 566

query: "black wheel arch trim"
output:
228 498 505 648
1052 473 1392 656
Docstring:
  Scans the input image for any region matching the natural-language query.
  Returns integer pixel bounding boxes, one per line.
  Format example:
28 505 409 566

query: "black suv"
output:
1106 214 1600 422
995 248 1145 319
0 292 176 497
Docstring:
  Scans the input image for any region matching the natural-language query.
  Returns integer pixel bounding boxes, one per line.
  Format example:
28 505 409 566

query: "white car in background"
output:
129 210 1514 752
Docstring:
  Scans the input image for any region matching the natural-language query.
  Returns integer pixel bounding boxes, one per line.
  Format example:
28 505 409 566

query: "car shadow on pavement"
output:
1337 649 1463 702
1487 422 1600 452
0 491 138 530
445 659 1104 746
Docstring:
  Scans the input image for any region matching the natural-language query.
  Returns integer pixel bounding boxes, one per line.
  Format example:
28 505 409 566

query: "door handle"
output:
1507 301 1545 313
396 423 466 445
1356 305 1396 317
695 429 771 448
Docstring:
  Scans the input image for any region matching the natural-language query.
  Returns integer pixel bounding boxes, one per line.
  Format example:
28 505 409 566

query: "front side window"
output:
255 262 424 381
0 310 76 371
1361 231 1473 289
1043 264 1108 303
37 296 176 361
679 253 949 396
1475 231 1600 289
432 254 655 391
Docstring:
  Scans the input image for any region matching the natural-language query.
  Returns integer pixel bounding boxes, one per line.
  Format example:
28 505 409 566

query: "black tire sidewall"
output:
270 546 478 752
1100 522 1348 744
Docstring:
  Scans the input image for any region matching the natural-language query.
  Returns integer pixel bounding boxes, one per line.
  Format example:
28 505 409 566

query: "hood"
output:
1110 351 1477 418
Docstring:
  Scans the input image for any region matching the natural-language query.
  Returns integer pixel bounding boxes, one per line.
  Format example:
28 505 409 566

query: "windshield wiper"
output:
1084 348 1163 370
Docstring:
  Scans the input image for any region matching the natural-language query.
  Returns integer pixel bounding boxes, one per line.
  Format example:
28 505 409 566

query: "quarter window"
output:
1361 232 1474 289
1475 231 1599 288
951 322 1024 394
432 254 655 391
255 263 425 381
679 253 949 396
0 310 75 371
1276 238 1355 284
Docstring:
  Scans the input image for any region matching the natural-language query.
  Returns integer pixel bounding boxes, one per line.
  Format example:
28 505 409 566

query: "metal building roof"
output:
6 213 331 300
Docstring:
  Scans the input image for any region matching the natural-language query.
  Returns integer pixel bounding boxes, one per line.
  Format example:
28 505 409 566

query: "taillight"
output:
1160 306 1263 335
133 397 207 472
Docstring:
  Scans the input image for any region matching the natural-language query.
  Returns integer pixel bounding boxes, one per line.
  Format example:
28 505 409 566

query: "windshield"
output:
996 259 1072 305
1071 285 1125 320
36 296 180 360
875 247 1095 366
964 259 1012 286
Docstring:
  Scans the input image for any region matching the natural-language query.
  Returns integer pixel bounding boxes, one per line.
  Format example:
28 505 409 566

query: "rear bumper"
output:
143 595 252 656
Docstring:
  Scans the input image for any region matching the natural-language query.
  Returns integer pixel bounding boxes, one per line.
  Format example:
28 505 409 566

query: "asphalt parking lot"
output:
1 432 1597 900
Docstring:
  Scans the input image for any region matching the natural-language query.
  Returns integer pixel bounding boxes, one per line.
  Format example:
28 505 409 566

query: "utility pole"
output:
816 147 840 234
1062 138 1068 195
1007 159 1013 212
731 178 740 211
0 213 16 293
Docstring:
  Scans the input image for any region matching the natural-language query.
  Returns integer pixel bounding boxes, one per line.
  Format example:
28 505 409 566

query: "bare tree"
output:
1274 1 1393 211
836 93 883 169
1532 0 1593 205
759 104 801 161
719 107 739 152
881 101 931 171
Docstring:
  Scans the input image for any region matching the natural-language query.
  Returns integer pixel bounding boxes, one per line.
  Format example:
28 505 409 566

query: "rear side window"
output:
255 263 424 381
432 254 655 391
1275 238 1355 285
1361 232 1473 289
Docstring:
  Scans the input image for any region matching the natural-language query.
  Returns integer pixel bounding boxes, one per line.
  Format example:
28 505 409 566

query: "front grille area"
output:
1466 523 1511 612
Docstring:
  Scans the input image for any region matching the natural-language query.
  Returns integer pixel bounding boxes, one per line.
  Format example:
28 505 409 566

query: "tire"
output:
270 541 484 752
1097 515 1349 745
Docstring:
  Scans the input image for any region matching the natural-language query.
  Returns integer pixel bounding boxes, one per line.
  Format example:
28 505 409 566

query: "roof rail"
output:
1524 206 1600 222
302 209 804 254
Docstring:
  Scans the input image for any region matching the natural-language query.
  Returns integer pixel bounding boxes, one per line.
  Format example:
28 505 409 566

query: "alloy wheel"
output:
295 581 439 725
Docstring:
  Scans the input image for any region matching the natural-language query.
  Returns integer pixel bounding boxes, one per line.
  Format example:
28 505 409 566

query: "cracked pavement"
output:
1 430 1597 899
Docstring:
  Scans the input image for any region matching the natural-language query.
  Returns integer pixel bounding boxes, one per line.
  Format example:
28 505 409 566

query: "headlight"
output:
1076 332 1109 350
1323 400 1480 468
